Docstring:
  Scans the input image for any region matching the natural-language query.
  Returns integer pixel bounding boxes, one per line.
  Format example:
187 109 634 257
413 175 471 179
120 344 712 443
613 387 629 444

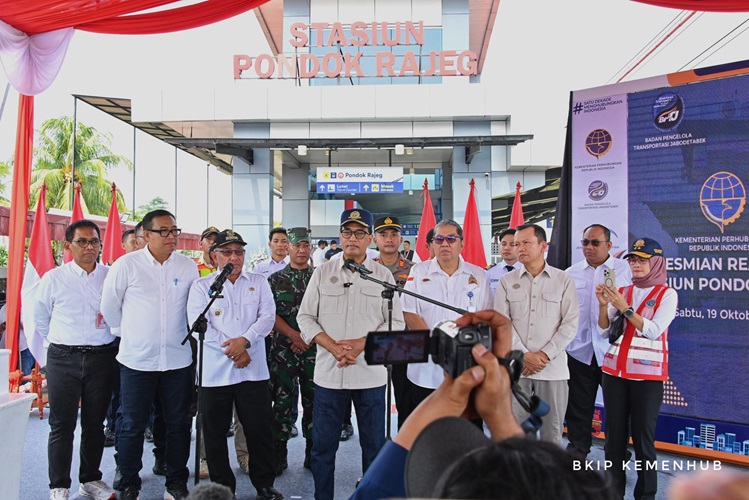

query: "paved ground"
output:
18 404 743 500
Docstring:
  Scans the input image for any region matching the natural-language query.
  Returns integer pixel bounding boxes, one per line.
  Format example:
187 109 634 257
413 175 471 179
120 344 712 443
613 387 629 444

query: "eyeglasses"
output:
433 235 463 245
214 249 246 256
627 256 649 264
581 239 609 247
147 228 182 237
71 239 101 249
340 229 370 240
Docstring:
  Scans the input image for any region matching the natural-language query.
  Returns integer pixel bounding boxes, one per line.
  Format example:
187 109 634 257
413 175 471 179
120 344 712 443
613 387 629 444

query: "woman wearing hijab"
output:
595 238 678 500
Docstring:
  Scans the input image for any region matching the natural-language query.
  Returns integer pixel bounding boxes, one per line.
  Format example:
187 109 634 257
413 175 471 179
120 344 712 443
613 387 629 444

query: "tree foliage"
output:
29 116 132 216
133 196 171 222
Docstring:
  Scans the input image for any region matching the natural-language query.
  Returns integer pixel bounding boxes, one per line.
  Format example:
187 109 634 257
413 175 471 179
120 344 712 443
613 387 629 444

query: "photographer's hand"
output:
393 344 487 451
455 310 523 441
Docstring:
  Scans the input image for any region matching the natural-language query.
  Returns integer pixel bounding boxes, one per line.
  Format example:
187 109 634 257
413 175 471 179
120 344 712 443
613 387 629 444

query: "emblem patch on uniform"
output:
330 276 339 284
422 278 431 282
407 276 415 281
512 283 521 290
646 299 656 307
249 287 255 292
468 275 478 285
350 211 361 220
398 274 409 280
214 310 222 316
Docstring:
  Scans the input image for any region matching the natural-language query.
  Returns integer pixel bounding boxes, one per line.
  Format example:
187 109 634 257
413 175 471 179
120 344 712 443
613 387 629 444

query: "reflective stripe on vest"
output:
602 285 669 381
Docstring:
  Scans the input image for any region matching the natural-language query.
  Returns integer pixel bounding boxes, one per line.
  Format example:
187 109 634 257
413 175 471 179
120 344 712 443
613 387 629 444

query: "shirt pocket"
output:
506 291 528 317
359 286 383 316
542 291 563 318
320 285 345 315
574 279 587 306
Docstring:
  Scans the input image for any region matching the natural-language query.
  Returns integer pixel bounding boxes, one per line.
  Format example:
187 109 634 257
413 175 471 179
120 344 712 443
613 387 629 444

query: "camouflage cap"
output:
288 227 312 244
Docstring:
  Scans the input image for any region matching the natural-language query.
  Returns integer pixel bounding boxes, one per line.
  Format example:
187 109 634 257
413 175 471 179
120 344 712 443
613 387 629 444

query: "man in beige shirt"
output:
297 208 405 500
494 223 579 445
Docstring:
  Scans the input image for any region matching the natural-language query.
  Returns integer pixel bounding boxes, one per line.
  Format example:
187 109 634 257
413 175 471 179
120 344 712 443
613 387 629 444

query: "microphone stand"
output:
181 283 226 485
347 266 467 440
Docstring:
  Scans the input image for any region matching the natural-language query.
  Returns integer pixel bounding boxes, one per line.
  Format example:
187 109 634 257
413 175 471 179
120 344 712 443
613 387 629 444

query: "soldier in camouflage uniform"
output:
267 227 316 476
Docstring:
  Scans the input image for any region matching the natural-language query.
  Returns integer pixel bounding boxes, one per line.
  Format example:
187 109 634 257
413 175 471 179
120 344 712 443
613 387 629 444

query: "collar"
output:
519 261 550 278
197 254 214 268
427 256 470 276
70 260 98 277
144 244 174 266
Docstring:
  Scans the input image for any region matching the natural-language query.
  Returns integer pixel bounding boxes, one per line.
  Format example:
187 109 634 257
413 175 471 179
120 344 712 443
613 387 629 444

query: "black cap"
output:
200 226 220 240
211 229 247 251
623 237 664 259
340 208 373 231
373 216 402 233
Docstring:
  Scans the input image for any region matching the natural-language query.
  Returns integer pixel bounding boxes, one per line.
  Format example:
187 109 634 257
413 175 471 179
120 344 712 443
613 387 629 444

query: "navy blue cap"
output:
340 208 373 231
624 237 664 259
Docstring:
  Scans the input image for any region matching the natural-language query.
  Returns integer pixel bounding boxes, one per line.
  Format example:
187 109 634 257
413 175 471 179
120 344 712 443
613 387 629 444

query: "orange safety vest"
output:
602 284 670 381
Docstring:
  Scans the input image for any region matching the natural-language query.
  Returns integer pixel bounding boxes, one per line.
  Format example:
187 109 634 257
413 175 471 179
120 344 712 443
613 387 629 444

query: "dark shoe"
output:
104 427 116 447
144 427 154 443
164 483 189 500
340 423 354 441
274 443 288 477
152 456 167 476
289 424 298 438
113 466 123 491
303 440 312 469
256 486 284 500
119 485 139 500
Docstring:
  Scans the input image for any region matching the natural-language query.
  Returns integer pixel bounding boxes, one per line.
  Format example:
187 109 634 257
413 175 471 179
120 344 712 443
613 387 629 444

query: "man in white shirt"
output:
254 227 290 278
34 220 117 500
564 224 632 458
402 219 492 420
494 224 579 445
312 239 327 267
486 228 524 296
101 210 198 500
187 230 283 500
297 208 405 500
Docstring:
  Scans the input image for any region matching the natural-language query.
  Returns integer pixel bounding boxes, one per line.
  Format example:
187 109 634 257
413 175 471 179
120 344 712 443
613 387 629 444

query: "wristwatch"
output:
622 307 635 319
245 339 252 349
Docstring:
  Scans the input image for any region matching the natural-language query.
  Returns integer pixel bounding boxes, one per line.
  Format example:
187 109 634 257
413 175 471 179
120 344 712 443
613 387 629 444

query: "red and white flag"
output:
509 181 525 229
102 183 125 265
415 179 437 262
21 184 56 367
62 182 84 263
461 179 487 268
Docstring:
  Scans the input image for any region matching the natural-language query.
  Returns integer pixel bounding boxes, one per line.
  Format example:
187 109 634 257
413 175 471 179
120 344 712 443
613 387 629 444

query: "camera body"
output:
431 320 493 378
364 320 492 378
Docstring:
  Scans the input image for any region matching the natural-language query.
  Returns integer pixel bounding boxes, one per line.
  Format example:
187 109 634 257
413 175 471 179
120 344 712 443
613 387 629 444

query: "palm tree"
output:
29 116 132 215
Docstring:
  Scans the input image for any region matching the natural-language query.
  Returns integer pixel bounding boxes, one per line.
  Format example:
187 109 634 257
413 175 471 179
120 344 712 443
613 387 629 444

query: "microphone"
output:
344 259 372 275
209 263 235 294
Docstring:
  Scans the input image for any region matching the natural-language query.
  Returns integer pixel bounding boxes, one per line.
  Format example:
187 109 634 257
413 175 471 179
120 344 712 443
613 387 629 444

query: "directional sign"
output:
316 167 404 194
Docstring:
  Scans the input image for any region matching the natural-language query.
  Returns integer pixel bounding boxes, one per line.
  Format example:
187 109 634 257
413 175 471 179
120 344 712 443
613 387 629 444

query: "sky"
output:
1 0 748 234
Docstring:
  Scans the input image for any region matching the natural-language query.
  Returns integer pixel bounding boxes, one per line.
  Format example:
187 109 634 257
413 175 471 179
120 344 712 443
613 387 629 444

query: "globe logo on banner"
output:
699 171 746 233
585 129 613 159
653 93 684 131
588 180 609 201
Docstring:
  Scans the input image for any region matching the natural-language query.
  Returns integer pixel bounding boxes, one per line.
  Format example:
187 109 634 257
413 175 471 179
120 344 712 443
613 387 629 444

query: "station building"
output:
86 0 556 258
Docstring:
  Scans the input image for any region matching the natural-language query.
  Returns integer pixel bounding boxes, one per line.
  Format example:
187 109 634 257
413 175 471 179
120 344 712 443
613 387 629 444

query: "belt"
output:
50 342 118 354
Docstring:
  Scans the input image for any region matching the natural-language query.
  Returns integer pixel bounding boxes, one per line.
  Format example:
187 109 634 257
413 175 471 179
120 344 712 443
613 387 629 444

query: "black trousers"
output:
602 374 663 500
565 354 602 456
46 342 117 489
202 380 276 494
391 364 411 429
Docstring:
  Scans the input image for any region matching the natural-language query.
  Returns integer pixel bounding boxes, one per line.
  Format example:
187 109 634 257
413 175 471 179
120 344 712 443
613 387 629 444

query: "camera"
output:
364 320 492 378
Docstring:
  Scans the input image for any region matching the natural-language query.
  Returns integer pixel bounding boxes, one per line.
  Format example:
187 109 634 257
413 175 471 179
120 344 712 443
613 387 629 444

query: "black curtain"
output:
547 92 574 269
